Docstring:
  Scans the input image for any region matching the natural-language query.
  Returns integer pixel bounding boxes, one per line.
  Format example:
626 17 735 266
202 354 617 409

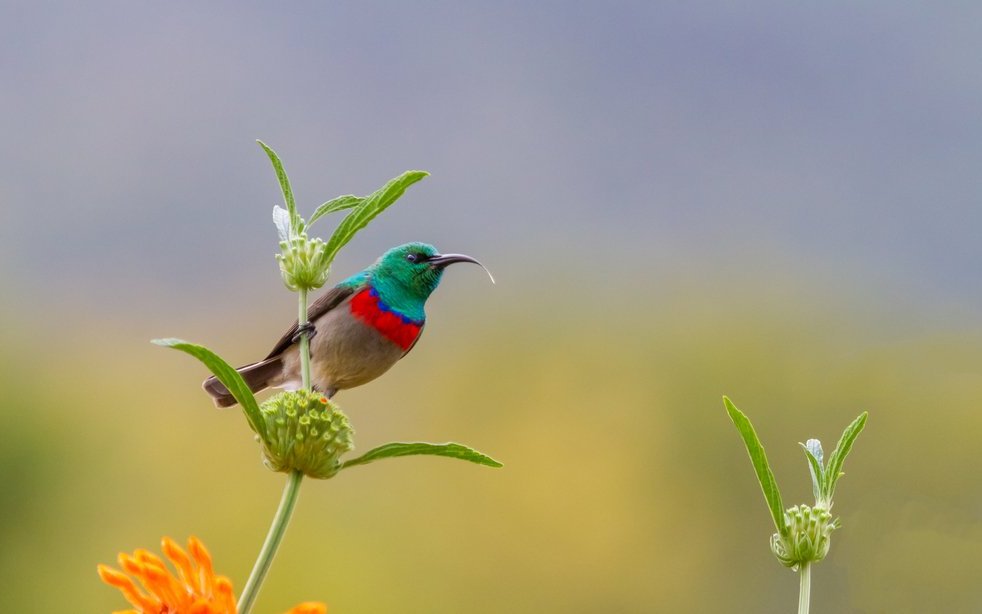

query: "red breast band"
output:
350 288 423 351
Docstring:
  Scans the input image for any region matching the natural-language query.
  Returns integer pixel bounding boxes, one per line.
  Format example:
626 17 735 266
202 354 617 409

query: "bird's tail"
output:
202 356 283 408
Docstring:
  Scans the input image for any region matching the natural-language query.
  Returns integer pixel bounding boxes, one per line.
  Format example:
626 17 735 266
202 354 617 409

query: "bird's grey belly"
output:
275 307 406 393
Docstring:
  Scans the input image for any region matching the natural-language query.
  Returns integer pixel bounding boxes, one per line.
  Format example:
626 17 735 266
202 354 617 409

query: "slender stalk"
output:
238 469 304 614
238 287 314 612
798 562 811 614
298 287 311 389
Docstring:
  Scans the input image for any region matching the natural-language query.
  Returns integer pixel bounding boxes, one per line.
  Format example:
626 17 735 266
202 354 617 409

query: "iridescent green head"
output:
370 242 492 318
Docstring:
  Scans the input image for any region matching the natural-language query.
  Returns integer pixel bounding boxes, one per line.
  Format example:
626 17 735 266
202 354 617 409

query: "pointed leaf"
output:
341 441 502 471
152 338 265 439
257 140 300 233
308 195 364 227
323 170 428 265
824 411 868 501
800 441 825 504
723 397 788 537
273 206 292 242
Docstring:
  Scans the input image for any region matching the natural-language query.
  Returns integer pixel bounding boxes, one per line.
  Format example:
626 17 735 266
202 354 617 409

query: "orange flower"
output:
98 536 326 614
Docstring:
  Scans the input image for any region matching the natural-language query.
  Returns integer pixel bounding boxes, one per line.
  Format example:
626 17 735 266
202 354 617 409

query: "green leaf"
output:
341 441 502 471
257 140 301 234
323 170 429 265
800 440 825 505
723 397 788 537
308 195 364 227
824 411 868 501
151 338 265 439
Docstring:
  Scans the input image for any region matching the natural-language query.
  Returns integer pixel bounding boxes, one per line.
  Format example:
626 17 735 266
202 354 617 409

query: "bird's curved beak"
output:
428 253 496 284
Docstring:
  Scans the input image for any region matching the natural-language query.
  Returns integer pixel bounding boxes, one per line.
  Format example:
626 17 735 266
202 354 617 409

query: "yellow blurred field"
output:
3 260 981 612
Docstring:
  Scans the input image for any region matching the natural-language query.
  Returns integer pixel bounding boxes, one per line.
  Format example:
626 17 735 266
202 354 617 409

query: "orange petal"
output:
188 536 213 568
142 561 188 610
285 603 327 614
119 552 180 607
97 564 137 591
188 536 217 595
97 564 160 611
215 576 237 613
134 548 166 569
163 536 199 594
117 553 144 577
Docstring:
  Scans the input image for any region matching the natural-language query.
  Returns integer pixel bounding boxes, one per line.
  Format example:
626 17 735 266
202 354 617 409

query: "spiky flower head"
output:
256 390 355 479
276 233 331 292
769 504 840 569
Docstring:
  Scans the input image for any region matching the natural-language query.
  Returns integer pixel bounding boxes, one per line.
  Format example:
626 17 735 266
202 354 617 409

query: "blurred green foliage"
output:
1 266 981 613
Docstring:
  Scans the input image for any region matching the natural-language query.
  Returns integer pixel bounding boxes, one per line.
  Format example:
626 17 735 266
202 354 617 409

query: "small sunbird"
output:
203 242 493 407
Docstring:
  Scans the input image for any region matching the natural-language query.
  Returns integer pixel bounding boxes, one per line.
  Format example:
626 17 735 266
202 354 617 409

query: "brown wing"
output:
264 284 357 359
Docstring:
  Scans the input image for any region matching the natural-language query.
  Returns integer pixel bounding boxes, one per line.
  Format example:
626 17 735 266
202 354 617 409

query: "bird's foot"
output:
292 322 317 344
309 385 337 403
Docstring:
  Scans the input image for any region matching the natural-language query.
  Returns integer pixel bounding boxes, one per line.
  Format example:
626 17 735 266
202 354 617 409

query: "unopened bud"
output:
276 235 331 291
769 504 839 569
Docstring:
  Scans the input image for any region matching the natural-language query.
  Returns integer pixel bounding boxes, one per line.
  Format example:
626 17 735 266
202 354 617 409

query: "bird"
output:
203 242 492 407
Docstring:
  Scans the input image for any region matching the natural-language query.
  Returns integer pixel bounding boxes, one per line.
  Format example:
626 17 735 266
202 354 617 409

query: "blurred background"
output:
2 2 981 612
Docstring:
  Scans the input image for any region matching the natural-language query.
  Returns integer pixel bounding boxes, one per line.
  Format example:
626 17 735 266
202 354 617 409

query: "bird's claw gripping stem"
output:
292 322 317 344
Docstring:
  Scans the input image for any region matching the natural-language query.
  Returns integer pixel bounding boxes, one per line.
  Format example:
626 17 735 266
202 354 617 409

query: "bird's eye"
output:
406 253 418 263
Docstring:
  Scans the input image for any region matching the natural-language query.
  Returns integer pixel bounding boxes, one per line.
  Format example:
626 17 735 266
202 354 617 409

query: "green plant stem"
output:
798 562 811 614
298 287 311 389
238 469 304 614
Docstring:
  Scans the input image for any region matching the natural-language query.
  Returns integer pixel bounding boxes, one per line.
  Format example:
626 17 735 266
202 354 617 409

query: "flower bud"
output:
256 390 354 479
769 504 839 569
276 234 331 291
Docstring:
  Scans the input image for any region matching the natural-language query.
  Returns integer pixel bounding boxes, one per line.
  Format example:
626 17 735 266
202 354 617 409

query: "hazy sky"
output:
3 2 981 309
